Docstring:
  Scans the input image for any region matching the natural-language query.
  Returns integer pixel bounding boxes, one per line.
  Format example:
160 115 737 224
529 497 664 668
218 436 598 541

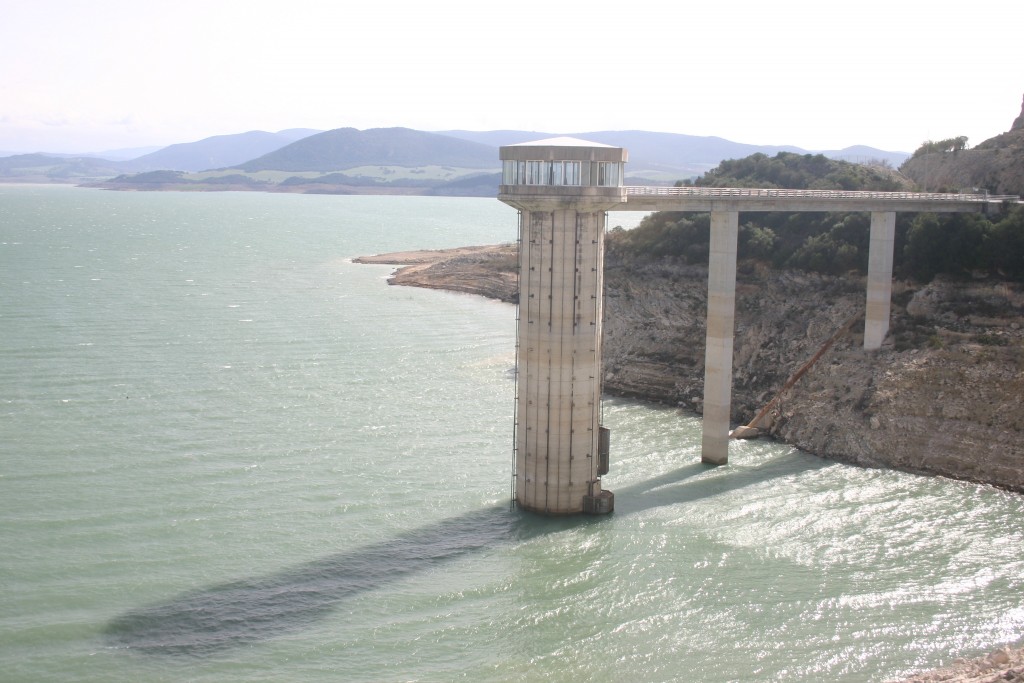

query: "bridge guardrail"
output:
623 186 1020 203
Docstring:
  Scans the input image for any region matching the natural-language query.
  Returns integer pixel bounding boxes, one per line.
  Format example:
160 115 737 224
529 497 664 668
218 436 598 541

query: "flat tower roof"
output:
509 136 616 148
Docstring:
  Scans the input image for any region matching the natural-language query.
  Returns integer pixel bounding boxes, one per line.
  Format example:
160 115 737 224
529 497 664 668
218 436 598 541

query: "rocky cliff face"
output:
900 93 1024 196
602 253 1024 492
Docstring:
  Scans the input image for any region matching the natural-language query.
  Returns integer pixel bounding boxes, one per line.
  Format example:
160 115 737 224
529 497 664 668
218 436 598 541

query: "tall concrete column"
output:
864 211 896 350
701 211 739 465
516 206 606 514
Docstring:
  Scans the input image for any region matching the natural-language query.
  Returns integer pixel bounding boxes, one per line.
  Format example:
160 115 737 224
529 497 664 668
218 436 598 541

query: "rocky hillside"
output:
900 94 1024 196
601 252 1024 493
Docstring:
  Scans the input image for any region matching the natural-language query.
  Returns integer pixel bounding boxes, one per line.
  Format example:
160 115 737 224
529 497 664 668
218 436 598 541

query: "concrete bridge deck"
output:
619 185 1017 213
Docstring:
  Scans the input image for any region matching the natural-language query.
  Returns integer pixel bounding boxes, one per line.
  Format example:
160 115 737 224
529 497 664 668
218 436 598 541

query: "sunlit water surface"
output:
1 185 1021 682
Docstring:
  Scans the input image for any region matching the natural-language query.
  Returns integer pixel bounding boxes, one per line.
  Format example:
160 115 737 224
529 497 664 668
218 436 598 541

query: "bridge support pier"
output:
864 211 896 350
701 211 739 465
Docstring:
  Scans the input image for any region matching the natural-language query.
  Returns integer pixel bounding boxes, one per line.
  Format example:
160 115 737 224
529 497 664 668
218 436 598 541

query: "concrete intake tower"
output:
499 138 626 515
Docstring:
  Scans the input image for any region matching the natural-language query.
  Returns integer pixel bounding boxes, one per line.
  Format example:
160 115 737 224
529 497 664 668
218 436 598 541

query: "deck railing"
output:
623 186 1019 203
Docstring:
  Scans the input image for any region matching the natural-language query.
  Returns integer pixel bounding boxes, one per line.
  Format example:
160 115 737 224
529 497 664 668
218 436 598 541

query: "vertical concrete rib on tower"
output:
499 138 627 515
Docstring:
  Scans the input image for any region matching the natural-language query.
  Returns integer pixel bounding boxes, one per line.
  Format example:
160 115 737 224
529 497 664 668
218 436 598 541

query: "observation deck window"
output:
561 161 581 185
502 160 524 185
526 161 545 185
596 162 620 186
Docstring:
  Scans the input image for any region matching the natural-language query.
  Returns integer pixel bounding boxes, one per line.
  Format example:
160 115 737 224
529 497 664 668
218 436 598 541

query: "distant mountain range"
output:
436 130 908 178
0 126 911 193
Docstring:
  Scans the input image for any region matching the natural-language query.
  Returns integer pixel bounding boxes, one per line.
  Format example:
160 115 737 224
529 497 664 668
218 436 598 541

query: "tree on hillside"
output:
908 136 969 159
902 213 987 281
687 151 903 192
983 206 1024 279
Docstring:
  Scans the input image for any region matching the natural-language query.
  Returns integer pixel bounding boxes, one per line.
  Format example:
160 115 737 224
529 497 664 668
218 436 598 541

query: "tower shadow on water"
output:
103 446 819 657
103 506 574 657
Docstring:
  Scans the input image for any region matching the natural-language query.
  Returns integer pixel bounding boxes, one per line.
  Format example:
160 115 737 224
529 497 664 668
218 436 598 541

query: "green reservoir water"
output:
1 185 1021 682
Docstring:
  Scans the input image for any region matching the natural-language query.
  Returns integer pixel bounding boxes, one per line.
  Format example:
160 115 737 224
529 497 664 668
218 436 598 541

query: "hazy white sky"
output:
1 0 1021 155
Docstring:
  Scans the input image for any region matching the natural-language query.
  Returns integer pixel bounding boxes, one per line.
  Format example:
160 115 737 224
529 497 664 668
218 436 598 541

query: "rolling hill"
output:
123 128 321 172
0 153 125 182
237 127 497 172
